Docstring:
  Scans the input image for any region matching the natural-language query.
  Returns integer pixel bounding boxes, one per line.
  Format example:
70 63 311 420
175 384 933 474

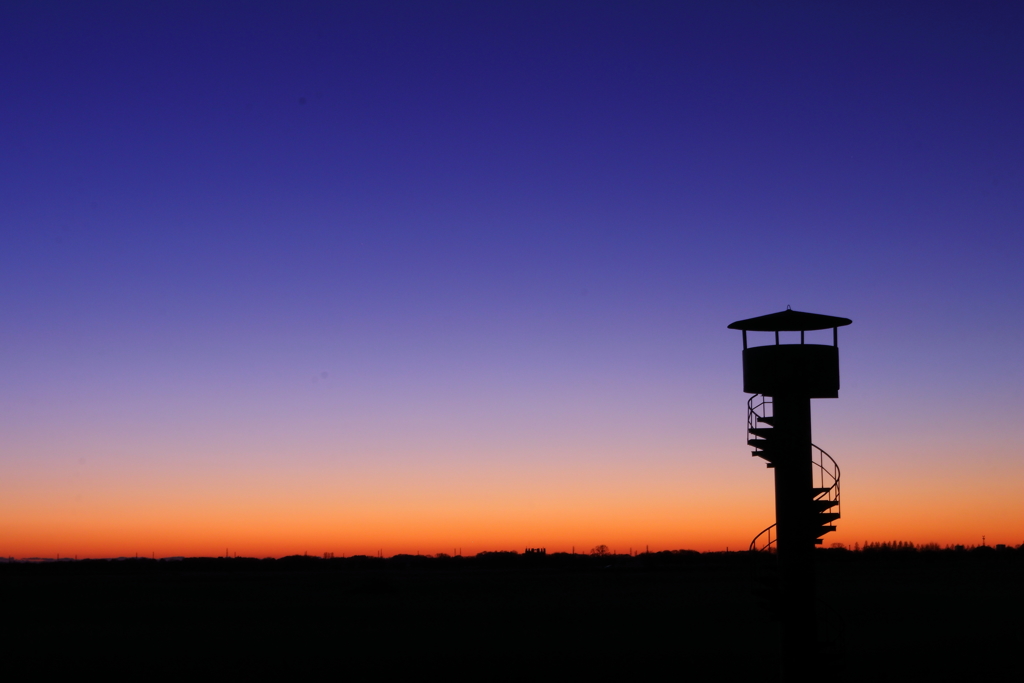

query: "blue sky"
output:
1 2 1022 555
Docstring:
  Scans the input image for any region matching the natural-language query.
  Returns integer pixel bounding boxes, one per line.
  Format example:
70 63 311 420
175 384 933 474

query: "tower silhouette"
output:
728 308 851 681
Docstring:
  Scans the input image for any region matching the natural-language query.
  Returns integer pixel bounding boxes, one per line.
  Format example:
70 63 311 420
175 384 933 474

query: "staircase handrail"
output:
749 523 776 553
747 394 772 437
811 443 841 520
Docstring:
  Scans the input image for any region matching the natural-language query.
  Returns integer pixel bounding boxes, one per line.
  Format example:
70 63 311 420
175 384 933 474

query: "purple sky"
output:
1 2 1022 555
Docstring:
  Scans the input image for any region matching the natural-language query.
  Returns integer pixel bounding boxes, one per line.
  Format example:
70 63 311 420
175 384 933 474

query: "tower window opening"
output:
742 329 838 348
746 331 777 348
802 328 834 346
778 331 802 345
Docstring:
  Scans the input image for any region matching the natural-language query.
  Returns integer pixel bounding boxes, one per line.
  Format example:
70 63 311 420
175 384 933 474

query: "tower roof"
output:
727 308 852 332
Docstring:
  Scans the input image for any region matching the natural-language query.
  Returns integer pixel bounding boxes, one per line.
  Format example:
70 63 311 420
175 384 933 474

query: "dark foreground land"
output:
3 548 1021 678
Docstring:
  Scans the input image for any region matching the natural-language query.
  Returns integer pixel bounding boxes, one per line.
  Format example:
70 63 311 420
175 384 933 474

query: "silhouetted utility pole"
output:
729 308 851 681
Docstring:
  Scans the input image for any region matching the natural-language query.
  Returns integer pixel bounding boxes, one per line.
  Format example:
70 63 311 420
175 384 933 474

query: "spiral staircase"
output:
746 394 840 552
746 394 845 657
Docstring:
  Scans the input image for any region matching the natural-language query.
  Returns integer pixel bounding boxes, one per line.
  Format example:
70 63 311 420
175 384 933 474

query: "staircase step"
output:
748 439 772 450
748 427 774 439
815 525 837 537
813 499 839 511
811 487 831 497
756 416 775 426
817 512 841 522
751 451 775 463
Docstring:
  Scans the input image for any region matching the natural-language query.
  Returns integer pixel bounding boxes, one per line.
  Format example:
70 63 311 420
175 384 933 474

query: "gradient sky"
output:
2 2 1022 558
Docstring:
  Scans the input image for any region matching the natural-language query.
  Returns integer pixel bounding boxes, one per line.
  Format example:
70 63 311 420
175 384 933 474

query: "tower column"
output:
772 392 815 678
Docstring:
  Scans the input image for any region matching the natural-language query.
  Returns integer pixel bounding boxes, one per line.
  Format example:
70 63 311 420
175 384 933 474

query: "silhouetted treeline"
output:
848 540 1019 552
2 543 1020 576
0 548 702 575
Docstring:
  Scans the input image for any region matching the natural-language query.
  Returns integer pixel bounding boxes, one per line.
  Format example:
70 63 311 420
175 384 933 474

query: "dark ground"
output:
3 548 1020 678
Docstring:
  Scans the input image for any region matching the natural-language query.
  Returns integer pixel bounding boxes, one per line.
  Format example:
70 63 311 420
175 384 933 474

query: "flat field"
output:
3 549 1019 678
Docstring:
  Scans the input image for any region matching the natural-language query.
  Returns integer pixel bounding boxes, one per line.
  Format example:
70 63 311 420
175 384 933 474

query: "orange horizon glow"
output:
5 426 1022 559
5 465 1019 559
5 422 1022 559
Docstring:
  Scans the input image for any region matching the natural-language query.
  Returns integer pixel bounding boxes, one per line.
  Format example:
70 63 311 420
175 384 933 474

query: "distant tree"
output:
590 545 610 556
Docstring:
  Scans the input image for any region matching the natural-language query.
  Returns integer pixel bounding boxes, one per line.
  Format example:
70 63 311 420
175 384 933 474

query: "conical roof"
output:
727 308 852 332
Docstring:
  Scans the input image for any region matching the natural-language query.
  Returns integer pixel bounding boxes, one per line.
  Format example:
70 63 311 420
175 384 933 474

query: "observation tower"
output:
728 307 851 680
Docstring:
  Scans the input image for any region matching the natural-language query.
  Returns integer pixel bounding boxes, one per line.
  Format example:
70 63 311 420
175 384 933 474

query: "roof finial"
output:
787 305 792 310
